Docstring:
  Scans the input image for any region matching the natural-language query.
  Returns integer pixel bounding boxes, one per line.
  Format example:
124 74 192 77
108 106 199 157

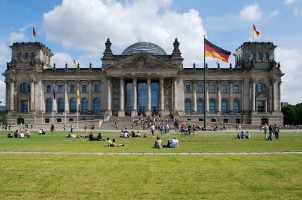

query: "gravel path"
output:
1 151 302 156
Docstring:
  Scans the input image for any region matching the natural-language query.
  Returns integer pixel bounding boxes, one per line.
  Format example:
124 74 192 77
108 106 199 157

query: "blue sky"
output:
0 0 302 105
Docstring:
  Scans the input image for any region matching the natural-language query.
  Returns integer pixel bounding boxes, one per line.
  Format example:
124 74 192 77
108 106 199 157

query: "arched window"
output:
69 98 77 113
20 83 30 93
233 98 240 113
93 98 100 113
197 98 204 113
46 98 52 113
185 98 192 115
256 83 266 94
221 98 228 114
81 98 88 113
57 98 65 113
209 98 216 114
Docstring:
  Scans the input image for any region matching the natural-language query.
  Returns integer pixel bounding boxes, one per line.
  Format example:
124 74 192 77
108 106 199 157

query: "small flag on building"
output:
32 27 37 42
253 24 260 38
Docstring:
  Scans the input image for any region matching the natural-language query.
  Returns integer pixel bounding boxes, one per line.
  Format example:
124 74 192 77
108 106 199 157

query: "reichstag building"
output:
3 38 283 126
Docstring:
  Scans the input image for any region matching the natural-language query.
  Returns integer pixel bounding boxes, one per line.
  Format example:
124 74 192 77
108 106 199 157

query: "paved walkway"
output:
1 151 302 156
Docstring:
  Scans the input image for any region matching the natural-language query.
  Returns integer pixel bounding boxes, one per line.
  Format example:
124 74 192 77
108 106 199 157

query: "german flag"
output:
204 38 231 62
253 24 260 38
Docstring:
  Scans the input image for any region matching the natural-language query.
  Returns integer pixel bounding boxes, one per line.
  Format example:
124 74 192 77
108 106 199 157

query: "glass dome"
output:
122 42 167 56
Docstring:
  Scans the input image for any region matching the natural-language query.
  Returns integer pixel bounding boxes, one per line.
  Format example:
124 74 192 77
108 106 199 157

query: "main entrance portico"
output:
103 39 184 117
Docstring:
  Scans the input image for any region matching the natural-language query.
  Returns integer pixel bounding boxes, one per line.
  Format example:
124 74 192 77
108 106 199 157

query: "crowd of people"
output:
262 124 280 141
7 129 31 138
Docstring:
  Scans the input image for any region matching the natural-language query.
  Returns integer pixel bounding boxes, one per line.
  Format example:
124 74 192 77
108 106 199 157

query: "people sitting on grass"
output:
131 131 141 137
154 136 163 149
66 133 77 138
25 129 31 138
7 131 13 138
39 128 45 135
167 137 179 148
106 137 124 147
87 132 104 141
120 130 130 138
14 130 19 138
236 131 251 139
96 132 104 141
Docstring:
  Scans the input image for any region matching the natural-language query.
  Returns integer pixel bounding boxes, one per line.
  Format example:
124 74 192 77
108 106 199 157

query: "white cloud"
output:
240 4 263 21
51 52 74 68
0 44 11 105
284 0 302 5
0 43 10 66
7 32 26 44
0 80 5 105
294 8 302 16
6 25 34 44
268 10 280 18
42 0 206 67
275 47 302 104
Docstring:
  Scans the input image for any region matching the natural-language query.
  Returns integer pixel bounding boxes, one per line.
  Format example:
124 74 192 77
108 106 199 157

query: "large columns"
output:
205 82 209 113
131 78 137 116
251 80 255 112
229 82 233 112
160 78 164 111
88 81 92 112
192 81 197 113
106 78 111 112
118 78 125 117
241 81 244 113
271 79 277 112
9 79 15 111
30 79 35 112
146 78 152 115
64 81 69 113
173 78 178 112
40 80 44 124
278 81 281 112
217 82 221 113
52 82 57 112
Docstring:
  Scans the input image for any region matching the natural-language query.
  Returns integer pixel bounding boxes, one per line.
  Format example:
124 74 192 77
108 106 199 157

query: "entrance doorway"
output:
17 117 24 125
261 118 268 125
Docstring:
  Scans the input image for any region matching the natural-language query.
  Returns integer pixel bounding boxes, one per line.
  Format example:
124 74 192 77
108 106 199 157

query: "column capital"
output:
249 78 256 84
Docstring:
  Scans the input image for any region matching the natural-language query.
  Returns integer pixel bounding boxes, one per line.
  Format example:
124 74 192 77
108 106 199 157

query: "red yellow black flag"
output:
204 38 231 62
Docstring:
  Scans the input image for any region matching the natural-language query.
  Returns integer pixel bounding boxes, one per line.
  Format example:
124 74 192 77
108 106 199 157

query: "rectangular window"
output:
209 85 216 93
46 85 51 93
82 85 88 93
233 85 240 93
70 84 75 93
93 84 100 93
221 84 228 93
257 100 265 112
58 85 64 93
185 83 192 93
196 84 204 93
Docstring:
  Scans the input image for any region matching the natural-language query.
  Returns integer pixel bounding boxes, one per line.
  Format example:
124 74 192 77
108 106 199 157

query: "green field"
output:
0 130 301 199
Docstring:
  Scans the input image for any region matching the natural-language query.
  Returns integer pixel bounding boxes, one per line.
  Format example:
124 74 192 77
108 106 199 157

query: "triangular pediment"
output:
109 53 174 70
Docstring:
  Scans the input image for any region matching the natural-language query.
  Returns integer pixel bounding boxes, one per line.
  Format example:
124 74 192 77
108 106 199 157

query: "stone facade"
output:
3 39 284 126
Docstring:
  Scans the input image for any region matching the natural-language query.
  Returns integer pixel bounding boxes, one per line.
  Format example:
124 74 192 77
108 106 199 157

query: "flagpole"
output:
203 35 206 130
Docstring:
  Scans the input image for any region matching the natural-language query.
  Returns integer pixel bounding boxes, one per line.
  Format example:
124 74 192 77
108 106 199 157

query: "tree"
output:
282 103 302 125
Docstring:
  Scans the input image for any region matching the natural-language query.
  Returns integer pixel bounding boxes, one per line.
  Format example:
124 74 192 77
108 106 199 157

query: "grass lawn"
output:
0 130 301 199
